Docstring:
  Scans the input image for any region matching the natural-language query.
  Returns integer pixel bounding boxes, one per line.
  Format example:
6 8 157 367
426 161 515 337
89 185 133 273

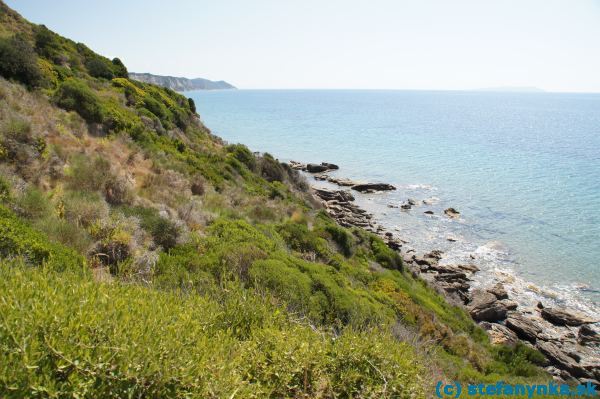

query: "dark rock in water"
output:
400 204 412 210
541 307 593 327
407 198 418 206
307 163 329 173
444 207 460 218
424 210 434 215
321 162 339 170
480 322 519 347
313 173 329 181
468 289 514 322
578 324 600 345
537 302 544 309
352 183 396 192
505 313 543 343
487 283 509 300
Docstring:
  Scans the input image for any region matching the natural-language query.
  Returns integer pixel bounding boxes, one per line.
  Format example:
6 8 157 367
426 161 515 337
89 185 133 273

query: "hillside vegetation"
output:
0 2 548 397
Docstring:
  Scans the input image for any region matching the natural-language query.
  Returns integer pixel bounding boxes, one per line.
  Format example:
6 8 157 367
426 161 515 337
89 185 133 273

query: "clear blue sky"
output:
6 0 600 91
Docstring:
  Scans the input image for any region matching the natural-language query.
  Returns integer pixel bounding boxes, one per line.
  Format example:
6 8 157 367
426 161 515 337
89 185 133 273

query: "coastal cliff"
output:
129 72 236 91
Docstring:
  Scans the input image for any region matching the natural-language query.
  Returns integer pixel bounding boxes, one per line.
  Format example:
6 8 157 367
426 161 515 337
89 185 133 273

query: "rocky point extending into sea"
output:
288 160 600 386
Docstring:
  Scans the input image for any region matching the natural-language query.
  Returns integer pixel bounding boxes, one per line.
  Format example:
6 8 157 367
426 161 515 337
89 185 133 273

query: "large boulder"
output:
505 313 543 343
541 307 594 327
487 283 508 300
321 162 339 170
468 289 516 322
578 324 600 346
351 183 396 192
306 163 329 173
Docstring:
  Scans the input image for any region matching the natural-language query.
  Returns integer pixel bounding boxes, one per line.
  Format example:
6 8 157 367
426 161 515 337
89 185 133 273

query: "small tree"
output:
0 35 43 88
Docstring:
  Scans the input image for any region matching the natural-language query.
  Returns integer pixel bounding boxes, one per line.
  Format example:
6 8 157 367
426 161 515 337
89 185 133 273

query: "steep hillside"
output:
130 72 236 91
0 2 548 397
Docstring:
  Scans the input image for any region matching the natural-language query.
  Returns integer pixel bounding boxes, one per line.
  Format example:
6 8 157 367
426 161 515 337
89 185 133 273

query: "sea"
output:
188 89 600 319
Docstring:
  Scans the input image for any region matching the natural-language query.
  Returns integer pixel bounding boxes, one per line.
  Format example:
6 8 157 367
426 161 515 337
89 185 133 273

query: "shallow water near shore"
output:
188 89 600 319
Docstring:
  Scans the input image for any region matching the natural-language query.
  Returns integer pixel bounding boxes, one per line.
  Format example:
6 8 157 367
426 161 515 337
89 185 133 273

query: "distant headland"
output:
129 72 236 91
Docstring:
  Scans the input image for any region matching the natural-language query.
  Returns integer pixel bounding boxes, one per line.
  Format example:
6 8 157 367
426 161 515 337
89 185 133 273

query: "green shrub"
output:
67 154 111 192
111 57 128 78
63 190 109 227
55 78 104 123
119 205 180 250
0 265 426 398
370 235 403 271
0 35 43 88
15 186 52 219
0 176 10 201
0 205 85 271
34 216 94 254
187 97 196 113
85 57 114 79
258 153 286 182
226 144 256 171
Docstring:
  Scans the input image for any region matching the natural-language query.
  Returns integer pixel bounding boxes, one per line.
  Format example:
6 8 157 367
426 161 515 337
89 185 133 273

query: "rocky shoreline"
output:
289 160 600 385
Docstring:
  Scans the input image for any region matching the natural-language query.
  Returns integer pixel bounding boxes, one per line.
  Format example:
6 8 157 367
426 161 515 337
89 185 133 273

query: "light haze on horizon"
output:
6 0 600 92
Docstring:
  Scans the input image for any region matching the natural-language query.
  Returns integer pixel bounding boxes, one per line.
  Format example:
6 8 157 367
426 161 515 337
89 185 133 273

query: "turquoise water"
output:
188 89 600 316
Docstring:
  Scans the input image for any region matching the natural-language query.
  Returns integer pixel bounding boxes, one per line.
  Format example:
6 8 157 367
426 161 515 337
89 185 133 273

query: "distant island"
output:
129 72 236 91
476 86 546 93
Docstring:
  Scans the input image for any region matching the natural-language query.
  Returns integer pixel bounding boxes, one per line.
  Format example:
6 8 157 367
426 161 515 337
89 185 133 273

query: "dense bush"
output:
67 155 111 192
226 143 256 171
0 265 425 398
111 58 128 78
0 35 42 88
119 205 180 250
0 205 84 271
15 186 52 219
85 57 114 79
55 78 104 123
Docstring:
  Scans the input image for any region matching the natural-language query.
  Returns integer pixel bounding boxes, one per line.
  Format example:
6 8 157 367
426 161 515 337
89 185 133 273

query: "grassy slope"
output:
0 2 549 397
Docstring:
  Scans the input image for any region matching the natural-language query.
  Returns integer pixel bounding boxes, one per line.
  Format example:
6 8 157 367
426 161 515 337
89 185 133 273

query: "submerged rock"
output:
351 183 396 192
444 207 460 218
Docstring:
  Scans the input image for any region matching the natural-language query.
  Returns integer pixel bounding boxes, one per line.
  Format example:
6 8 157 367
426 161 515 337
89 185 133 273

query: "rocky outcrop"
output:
487 283 508 300
541 307 594 327
303 157 599 385
467 289 516 322
351 183 396 193
578 324 600 345
306 163 329 173
505 313 543 342
479 322 518 347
